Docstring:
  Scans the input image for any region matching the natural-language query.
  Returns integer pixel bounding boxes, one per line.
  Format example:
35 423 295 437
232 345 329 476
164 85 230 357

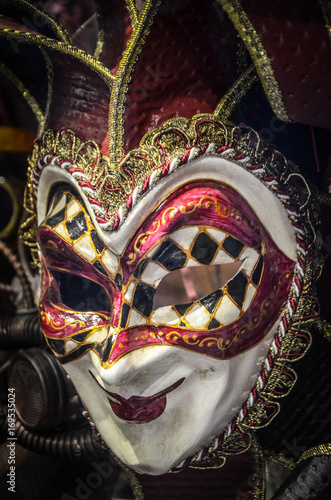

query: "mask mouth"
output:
89 370 185 423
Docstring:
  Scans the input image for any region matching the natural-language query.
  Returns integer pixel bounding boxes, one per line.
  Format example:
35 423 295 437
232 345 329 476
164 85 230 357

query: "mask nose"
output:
91 344 187 388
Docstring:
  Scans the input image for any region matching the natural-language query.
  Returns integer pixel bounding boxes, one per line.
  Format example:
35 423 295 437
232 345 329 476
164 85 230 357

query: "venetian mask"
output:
31 119 314 474
1 0 327 478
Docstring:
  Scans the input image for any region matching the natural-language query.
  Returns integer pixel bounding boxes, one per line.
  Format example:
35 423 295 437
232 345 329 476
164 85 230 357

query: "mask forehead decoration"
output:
1 0 328 478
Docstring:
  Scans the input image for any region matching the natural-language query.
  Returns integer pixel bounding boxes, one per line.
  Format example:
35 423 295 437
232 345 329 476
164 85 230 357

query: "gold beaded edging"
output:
92 0 105 61
39 48 54 135
0 0 288 162
251 433 266 500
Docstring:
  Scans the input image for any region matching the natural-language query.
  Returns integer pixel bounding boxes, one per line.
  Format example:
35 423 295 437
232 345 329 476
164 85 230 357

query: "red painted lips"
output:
89 372 185 423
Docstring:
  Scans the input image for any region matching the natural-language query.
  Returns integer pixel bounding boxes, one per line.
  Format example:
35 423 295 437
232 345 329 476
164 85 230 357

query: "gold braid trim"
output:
214 64 258 120
298 443 331 463
0 0 71 44
263 449 295 471
121 467 145 500
22 118 322 470
218 0 290 123
83 411 145 500
21 114 319 261
319 0 331 42
315 317 331 343
125 0 139 27
108 0 161 164
93 0 105 61
0 29 115 85
0 62 44 125
39 48 54 135
250 433 266 500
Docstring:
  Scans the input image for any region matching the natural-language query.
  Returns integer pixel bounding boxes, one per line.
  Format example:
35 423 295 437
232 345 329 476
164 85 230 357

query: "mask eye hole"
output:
153 262 241 309
50 270 111 314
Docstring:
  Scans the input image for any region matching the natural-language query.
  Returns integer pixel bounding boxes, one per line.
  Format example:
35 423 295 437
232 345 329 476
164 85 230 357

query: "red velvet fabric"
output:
242 0 331 129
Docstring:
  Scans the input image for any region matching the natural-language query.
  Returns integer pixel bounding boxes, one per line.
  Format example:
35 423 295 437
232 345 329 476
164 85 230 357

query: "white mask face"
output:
37 156 297 474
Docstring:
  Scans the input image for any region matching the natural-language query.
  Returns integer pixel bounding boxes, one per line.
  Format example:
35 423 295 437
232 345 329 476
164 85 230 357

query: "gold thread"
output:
0 28 115 84
21 119 322 470
1 0 72 44
0 62 44 125
117 464 144 500
108 0 161 164
19 114 307 258
218 0 290 123
125 0 139 27
319 0 331 42
250 433 265 500
263 449 295 470
93 0 105 60
298 443 331 462
214 64 258 120
40 48 54 135
315 317 331 343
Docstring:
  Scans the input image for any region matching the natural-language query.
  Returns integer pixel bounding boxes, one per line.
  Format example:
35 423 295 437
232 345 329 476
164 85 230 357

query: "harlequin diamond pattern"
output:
66 211 88 240
125 229 264 331
43 192 113 279
191 232 219 264
153 240 187 271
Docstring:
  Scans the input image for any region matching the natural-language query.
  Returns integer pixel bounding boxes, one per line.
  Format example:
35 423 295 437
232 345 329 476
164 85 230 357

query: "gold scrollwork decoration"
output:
127 220 161 264
40 310 86 330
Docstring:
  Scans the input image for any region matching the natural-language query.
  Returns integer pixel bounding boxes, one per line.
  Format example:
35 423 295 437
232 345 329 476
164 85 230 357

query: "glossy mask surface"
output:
37 156 297 474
